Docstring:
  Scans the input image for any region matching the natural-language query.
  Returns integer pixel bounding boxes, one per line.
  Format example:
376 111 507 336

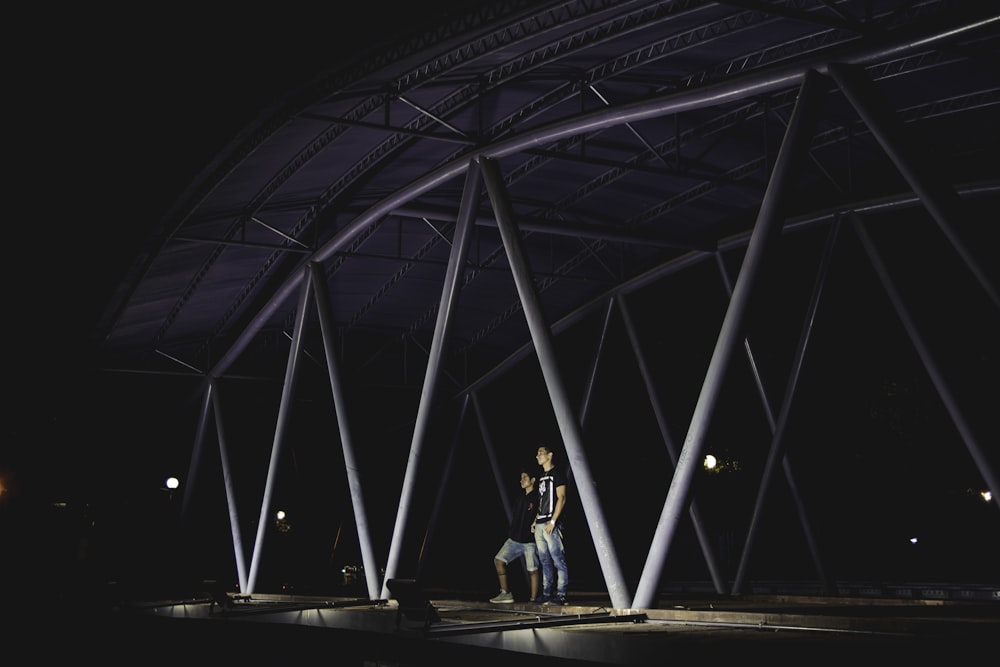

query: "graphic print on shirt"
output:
537 471 553 521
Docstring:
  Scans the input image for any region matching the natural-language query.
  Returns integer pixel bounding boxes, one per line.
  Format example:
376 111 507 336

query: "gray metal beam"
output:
310 261 381 601
208 378 249 594
247 269 313 593
206 15 995 382
850 212 1000 517
459 180 999 403
480 155 630 610
179 380 213 529
416 394 471 582
391 205 713 251
828 61 1000 309
380 161 481 600
729 220 843 595
475 391 513 527
615 293 726 594
632 69 825 609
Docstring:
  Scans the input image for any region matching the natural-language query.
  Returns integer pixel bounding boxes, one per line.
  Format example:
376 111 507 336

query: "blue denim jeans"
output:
534 521 568 597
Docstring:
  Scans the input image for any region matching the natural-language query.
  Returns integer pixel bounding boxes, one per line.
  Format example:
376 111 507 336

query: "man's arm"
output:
551 484 567 525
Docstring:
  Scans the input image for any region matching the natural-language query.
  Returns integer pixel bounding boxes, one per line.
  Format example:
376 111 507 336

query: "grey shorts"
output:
494 538 539 571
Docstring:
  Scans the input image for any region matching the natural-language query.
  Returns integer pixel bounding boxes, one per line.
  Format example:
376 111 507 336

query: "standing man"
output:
489 466 541 603
533 444 568 605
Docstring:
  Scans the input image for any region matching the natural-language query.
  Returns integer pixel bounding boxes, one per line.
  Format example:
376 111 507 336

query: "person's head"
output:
519 466 538 493
535 444 556 470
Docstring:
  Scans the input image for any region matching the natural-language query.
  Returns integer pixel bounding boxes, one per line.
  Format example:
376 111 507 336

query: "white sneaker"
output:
489 590 514 603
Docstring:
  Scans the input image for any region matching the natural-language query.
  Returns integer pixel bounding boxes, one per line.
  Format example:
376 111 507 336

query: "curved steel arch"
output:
207 12 995 379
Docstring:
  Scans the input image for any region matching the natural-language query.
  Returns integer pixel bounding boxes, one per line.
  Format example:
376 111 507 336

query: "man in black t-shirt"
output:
533 444 568 605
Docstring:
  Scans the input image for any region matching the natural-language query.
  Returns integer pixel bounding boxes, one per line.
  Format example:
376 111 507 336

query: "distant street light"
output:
275 509 291 532
162 476 180 501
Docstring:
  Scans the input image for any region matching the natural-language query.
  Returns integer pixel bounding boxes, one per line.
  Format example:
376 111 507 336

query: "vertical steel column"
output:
380 162 481 600
828 62 999 309
615 293 726 594
633 70 824 609
247 268 313 593
850 212 1000 515
209 377 249 594
310 262 381 600
480 155 630 610
730 220 843 595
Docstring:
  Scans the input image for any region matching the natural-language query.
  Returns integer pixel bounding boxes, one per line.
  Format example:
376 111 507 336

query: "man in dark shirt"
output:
533 444 568 605
489 466 541 603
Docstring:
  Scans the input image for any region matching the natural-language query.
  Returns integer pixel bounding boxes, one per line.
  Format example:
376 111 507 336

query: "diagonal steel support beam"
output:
480 154 630 610
729 219 843 595
310 261 382 601
632 69 825 609
474 391 513 526
247 268 314 593
208 377 249 594
828 61 999 309
615 293 726 594
473 390 531 591
380 161 481 600
179 380 213 529
850 212 1000 517
415 394 471 581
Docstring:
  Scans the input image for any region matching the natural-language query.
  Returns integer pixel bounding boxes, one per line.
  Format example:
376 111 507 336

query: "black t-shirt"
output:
509 489 539 543
535 465 567 524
